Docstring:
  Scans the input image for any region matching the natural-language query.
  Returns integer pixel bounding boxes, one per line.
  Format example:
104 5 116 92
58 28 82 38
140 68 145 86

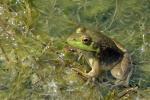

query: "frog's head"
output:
67 27 99 52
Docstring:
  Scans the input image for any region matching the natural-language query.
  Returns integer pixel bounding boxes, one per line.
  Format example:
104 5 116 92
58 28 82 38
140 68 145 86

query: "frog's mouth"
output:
67 38 96 52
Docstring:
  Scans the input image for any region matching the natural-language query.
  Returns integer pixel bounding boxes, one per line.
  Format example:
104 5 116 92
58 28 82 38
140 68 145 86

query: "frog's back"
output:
86 29 117 50
78 27 122 53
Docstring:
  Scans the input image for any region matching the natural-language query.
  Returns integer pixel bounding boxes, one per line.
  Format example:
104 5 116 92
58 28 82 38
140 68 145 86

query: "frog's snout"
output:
67 37 76 42
67 37 71 43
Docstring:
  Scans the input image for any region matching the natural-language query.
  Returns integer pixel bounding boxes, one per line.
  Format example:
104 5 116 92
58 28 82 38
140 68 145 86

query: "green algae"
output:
0 0 150 99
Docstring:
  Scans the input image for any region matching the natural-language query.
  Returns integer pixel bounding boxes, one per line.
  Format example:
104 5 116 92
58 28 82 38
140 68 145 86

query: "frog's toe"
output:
71 68 90 79
111 80 129 89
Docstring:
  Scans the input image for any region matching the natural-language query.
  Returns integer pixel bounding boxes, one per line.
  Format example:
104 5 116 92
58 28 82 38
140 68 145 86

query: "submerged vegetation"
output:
0 0 150 99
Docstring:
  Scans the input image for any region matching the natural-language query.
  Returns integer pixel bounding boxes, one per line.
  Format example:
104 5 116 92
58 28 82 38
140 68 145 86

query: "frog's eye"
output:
82 36 92 45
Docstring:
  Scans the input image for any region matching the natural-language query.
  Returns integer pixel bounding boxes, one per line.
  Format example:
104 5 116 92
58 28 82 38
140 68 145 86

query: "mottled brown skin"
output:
67 27 132 86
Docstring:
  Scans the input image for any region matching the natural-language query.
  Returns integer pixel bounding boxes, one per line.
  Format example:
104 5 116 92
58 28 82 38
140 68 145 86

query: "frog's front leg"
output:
72 68 99 82
72 59 102 82
72 68 90 80
72 68 97 84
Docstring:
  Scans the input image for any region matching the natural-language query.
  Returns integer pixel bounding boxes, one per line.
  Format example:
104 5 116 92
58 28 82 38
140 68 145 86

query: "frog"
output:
67 27 133 87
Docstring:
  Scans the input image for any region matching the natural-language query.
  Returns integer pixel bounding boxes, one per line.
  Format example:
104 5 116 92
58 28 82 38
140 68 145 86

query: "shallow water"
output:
0 0 150 99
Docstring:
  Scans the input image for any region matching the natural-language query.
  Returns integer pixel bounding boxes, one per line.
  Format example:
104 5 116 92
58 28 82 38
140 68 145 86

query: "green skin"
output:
67 38 97 52
67 27 132 87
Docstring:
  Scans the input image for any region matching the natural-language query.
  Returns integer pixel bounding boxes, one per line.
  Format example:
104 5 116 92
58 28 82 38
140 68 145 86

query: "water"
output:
0 0 150 99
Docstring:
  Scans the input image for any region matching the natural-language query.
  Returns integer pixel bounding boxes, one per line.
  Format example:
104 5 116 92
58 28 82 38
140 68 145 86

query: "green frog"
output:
67 27 133 87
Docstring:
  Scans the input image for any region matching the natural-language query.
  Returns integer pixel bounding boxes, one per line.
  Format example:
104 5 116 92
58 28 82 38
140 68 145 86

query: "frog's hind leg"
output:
111 38 132 87
112 38 127 53
111 53 132 87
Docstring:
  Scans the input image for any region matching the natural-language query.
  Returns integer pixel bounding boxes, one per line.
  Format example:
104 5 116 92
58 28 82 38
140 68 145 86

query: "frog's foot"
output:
71 68 96 83
72 68 91 80
110 78 132 89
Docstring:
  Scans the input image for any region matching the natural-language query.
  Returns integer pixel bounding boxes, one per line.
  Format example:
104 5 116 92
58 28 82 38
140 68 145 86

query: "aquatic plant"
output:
0 0 149 99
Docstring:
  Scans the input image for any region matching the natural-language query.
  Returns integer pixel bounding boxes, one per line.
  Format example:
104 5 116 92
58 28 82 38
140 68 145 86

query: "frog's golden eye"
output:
82 36 92 45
